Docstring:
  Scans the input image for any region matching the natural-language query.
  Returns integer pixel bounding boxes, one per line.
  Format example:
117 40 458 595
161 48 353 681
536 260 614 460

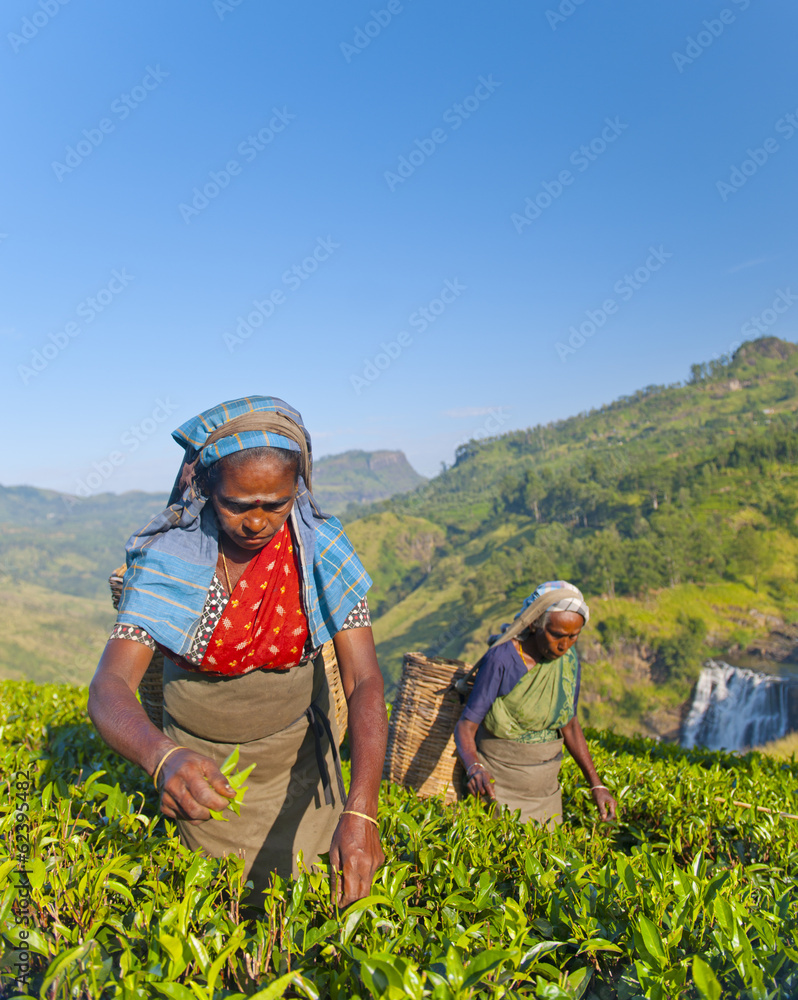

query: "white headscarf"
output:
489 579 589 646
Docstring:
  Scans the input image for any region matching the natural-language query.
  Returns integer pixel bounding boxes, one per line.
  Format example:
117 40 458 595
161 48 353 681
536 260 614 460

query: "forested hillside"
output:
345 338 798 737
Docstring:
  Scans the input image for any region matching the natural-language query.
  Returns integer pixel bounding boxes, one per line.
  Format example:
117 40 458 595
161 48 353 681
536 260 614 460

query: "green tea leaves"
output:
208 745 256 821
3 679 798 998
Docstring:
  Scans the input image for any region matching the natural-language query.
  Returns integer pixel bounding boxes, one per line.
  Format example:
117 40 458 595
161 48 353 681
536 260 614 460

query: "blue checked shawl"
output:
116 397 372 656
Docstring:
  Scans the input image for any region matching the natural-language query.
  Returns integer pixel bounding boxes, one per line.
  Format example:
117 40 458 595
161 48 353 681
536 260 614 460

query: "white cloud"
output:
728 258 769 273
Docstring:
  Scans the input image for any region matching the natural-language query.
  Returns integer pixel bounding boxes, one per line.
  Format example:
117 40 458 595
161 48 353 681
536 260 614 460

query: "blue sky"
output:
2 0 796 495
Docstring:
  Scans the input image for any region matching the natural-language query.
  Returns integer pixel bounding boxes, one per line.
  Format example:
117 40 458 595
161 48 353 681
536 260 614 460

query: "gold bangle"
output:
341 810 379 828
153 745 188 789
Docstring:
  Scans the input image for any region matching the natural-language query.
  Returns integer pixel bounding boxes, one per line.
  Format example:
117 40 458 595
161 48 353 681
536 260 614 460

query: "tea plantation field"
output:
1 680 797 999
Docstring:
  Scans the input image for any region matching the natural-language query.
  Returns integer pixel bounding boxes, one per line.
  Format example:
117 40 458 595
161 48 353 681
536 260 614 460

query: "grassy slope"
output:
0 580 114 685
0 487 168 600
760 731 798 759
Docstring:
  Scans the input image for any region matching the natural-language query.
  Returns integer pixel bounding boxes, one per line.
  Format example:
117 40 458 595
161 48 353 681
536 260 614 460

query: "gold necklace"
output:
513 638 537 670
219 537 233 595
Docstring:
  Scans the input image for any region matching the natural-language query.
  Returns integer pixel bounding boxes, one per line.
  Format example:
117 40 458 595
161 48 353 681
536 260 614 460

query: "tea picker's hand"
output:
592 785 617 822
158 748 235 824
330 811 385 907
467 762 496 802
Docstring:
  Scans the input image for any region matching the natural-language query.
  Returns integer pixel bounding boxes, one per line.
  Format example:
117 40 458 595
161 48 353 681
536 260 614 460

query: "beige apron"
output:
476 727 563 827
162 651 343 905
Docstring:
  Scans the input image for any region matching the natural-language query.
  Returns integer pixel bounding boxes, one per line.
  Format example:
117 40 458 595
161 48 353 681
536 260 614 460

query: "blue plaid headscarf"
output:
116 396 372 656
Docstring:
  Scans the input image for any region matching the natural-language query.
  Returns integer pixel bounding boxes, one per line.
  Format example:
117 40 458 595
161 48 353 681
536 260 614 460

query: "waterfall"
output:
682 660 792 751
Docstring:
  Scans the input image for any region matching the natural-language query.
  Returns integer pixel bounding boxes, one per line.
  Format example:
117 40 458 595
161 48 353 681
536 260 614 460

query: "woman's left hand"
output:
329 811 385 907
592 786 618 821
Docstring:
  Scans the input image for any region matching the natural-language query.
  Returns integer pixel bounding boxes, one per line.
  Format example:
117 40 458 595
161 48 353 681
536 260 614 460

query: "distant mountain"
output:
0 487 169 601
312 450 426 515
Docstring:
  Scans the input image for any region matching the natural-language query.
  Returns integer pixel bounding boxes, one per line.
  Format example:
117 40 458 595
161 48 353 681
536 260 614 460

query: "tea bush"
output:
1 680 797 999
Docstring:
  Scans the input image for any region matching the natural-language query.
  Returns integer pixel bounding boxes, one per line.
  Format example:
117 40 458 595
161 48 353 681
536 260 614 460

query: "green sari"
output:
482 646 579 744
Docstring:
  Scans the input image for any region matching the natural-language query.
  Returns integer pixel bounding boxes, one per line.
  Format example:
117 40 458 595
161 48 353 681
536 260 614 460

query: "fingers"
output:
331 815 384 908
329 843 344 906
158 750 235 821
592 789 618 822
467 771 496 801
203 760 237 800
339 837 384 907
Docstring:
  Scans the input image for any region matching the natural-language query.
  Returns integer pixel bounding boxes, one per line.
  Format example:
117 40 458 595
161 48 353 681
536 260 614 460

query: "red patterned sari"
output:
199 522 309 675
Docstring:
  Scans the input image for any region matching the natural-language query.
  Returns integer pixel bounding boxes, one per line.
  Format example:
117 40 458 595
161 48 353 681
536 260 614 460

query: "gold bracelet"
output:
341 810 379 828
152 745 188 790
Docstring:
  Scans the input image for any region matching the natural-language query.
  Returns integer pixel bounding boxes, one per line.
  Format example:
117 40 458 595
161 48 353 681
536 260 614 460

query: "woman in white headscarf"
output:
454 581 617 825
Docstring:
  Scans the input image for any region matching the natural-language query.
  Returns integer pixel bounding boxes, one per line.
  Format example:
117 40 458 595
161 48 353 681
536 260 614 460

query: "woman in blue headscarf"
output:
88 397 387 907
454 581 617 826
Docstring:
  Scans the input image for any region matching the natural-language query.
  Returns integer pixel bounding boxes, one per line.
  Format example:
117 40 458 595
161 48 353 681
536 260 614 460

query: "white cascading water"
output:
682 660 791 751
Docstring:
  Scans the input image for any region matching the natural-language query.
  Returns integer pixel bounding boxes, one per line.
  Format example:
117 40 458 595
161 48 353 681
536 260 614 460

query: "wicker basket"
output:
323 641 348 738
109 566 348 740
383 652 475 804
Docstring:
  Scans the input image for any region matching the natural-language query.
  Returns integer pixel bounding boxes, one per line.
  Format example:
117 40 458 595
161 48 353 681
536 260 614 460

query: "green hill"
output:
312 449 426 515
0 580 113 686
0 486 168 600
347 337 798 736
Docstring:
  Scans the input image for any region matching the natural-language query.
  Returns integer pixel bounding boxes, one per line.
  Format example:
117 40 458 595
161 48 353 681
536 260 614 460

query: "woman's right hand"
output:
455 718 497 804
466 764 496 802
157 748 236 823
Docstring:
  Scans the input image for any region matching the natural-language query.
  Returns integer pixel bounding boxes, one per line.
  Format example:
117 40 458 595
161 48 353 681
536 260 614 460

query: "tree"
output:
655 614 707 680
732 524 776 593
